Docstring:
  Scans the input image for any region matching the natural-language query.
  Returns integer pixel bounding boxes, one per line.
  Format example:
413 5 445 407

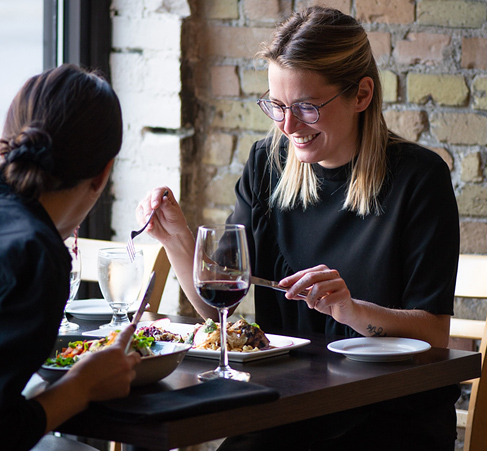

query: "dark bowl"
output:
38 334 191 386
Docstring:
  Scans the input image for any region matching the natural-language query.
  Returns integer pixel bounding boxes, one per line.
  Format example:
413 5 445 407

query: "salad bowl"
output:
38 334 191 387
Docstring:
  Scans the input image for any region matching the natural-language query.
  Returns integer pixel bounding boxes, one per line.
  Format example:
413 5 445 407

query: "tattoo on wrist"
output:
367 324 387 337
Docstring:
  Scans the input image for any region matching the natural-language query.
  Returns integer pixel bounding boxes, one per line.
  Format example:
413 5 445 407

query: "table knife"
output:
250 275 308 299
125 271 156 353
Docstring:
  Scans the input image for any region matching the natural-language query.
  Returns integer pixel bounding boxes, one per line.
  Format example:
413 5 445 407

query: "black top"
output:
0 181 71 450
226 137 460 445
228 137 459 337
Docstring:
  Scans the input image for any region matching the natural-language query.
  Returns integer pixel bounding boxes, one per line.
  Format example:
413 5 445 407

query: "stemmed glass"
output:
97 247 144 328
193 224 251 382
59 248 81 333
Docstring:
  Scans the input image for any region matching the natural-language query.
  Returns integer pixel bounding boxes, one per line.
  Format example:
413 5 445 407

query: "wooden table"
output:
56 313 481 450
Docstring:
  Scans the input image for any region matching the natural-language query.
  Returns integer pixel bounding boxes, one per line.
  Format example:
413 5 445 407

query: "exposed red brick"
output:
462 37 487 70
206 26 272 59
393 33 450 65
243 0 281 20
356 0 415 24
368 32 391 64
211 66 240 97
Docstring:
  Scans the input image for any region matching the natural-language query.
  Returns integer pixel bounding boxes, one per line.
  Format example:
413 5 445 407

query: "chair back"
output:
450 254 487 451
464 320 487 451
65 237 170 313
455 254 487 298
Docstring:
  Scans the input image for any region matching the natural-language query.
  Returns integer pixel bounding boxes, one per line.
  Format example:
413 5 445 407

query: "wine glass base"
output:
100 320 131 329
198 368 250 382
100 310 131 329
59 321 80 334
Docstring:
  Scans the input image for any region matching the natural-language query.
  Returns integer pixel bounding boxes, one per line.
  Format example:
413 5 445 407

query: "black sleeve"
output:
1 399 47 451
400 158 459 314
0 236 70 450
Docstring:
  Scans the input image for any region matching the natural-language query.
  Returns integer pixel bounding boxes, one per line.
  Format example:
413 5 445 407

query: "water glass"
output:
98 247 144 328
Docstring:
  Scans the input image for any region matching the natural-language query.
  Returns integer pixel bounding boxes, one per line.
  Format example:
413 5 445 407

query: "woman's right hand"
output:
136 187 189 244
36 325 142 433
135 186 216 320
65 324 141 402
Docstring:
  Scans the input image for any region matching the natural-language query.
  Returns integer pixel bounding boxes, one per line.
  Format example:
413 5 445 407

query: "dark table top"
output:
56 312 481 450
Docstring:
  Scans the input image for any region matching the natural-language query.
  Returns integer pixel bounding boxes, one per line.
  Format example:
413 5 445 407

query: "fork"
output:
126 210 155 262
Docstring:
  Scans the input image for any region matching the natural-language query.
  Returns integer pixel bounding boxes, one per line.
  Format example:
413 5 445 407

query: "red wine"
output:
196 281 249 309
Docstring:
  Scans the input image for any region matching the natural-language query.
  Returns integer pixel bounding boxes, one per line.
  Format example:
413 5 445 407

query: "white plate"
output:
84 321 311 363
190 333 310 362
66 299 140 321
327 337 431 362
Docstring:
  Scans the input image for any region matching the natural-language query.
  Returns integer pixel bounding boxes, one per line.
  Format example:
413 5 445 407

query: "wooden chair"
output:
450 254 487 451
65 237 171 451
65 237 170 313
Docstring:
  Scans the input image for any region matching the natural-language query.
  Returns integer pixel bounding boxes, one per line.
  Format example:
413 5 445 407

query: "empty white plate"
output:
66 299 140 321
327 337 431 362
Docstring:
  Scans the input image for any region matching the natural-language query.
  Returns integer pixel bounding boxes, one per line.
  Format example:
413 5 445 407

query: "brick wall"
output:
110 0 487 321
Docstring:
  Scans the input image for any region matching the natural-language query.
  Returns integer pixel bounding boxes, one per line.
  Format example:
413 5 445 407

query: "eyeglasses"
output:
257 85 354 124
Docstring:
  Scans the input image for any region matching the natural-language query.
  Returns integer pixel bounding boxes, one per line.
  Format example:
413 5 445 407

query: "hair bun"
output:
6 128 54 173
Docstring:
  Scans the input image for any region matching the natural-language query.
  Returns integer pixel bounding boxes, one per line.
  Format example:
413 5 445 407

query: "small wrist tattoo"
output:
367 324 387 337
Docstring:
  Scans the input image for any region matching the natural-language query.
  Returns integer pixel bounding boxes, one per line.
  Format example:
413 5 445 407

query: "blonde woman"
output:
138 7 459 450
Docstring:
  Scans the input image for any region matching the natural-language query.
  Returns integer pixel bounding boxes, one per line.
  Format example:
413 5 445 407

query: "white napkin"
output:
22 373 49 399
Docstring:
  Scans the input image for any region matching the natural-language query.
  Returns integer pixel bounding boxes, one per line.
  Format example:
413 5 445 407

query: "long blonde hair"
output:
258 7 393 216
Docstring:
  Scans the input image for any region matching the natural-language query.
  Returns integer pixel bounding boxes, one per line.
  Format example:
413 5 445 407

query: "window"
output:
0 0 43 126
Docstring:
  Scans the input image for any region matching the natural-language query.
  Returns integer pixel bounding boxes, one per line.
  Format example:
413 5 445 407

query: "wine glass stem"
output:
218 308 230 371
61 310 69 324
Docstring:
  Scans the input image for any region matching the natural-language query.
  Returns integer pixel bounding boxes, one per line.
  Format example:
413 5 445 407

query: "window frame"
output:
43 0 113 298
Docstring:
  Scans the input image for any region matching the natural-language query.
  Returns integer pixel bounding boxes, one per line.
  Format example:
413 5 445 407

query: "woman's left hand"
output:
279 264 356 325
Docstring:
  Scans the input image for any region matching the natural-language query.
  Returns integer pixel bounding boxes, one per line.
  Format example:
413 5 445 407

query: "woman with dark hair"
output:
0 64 141 451
137 7 460 450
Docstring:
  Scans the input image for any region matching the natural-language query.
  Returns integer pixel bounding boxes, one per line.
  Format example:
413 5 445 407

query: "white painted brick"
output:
143 0 191 17
139 132 181 168
111 133 182 242
111 51 182 129
112 0 190 19
111 53 181 96
111 0 140 16
112 15 181 52
109 0 186 316
117 91 181 129
117 127 143 162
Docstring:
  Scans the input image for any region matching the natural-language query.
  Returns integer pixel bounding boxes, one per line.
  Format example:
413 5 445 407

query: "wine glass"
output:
97 247 144 328
193 224 251 382
59 248 81 333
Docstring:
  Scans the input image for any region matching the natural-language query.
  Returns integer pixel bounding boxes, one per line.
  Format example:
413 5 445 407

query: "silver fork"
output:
126 210 155 262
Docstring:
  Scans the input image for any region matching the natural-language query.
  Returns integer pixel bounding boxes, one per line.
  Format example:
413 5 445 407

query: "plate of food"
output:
327 337 431 362
38 331 191 386
66 299 140 321
132 318 311 363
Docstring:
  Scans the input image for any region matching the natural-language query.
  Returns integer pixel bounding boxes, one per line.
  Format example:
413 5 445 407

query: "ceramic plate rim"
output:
66 299 140 320
83 321 311 362
159 322 311 363
188 333 310 362
327 337 431 362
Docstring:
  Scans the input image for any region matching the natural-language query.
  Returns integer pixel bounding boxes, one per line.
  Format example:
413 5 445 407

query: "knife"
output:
250 275 308 299
125 271 156 353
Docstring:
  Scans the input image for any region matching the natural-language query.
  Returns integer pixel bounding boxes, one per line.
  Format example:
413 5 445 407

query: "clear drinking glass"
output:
97 247 144 328
193 224 251 382
59 248 81 333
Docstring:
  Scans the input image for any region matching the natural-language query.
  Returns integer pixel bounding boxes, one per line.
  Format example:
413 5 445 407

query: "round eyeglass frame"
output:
257 85 355 125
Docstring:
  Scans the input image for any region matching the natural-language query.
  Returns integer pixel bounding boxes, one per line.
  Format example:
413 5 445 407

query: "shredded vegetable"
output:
44 331 154 369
